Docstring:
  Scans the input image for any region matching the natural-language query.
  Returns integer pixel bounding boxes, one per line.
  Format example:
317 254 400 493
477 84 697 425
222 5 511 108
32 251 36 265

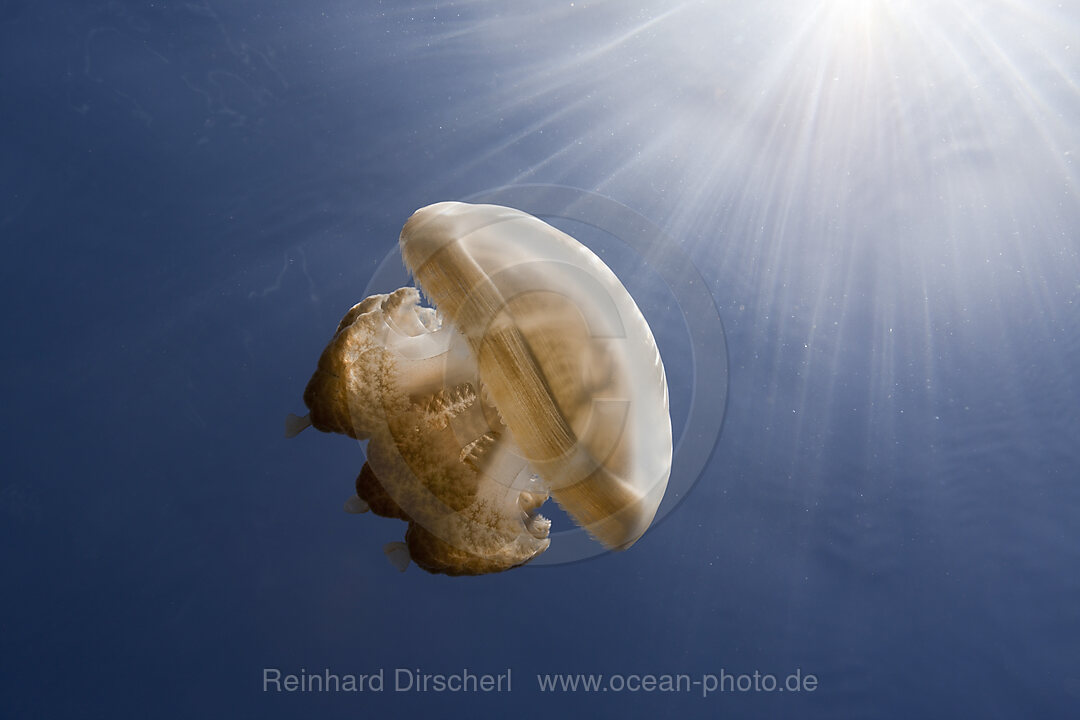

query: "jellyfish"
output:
287 202 672 575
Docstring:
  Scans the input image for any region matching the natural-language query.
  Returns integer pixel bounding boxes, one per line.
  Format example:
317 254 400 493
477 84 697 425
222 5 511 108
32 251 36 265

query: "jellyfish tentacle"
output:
284 412 311 438
383 542 411 572
343 496 370 514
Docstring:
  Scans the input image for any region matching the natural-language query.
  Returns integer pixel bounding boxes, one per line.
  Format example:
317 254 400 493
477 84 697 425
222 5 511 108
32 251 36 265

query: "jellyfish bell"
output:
402 203 672 548
288 201 672 575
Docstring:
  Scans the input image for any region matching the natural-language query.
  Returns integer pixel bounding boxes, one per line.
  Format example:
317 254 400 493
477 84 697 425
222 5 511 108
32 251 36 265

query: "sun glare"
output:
407 1 1079 433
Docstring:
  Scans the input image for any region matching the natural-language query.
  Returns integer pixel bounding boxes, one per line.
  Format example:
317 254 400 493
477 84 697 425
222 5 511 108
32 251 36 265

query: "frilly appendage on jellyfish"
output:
286 201 672 575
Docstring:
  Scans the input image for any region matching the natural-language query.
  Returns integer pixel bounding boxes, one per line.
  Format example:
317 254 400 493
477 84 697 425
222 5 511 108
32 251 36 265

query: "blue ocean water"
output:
2 1 1078 718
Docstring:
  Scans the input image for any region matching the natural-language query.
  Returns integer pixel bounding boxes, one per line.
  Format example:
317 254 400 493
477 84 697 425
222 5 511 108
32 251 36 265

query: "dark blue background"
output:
3 1 1078 718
